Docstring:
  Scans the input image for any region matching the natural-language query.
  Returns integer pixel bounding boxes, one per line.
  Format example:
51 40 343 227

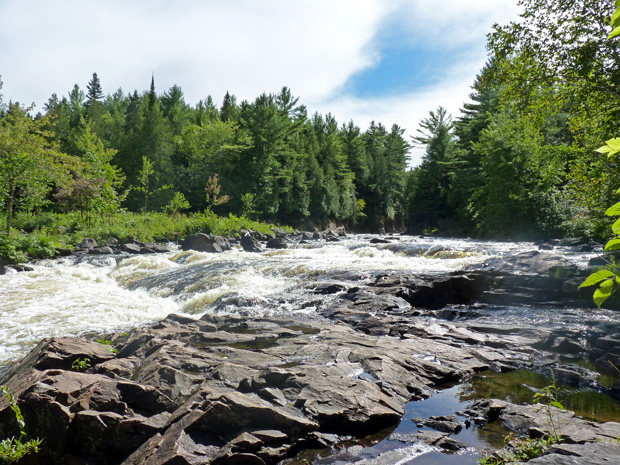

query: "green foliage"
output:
133 156 171 212
15 233 61 260
186 210 290 237
407 107 454 232
59 117 126 224
0 386 42 463
164 192 190 216
581 58 620 309
479 434 546 465
0 103 77 235
71 357 91 372
240 192 259 218
0 236 27 263
2 72 416 231
95 337 118 353
0 209 293 262
579 136 620 307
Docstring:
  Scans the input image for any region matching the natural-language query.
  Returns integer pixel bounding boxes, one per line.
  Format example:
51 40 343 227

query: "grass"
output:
0 210 293 262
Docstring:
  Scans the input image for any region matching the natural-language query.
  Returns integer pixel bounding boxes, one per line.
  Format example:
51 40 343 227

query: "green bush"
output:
0 236 27 263
16 233 61 260
12 212 57 234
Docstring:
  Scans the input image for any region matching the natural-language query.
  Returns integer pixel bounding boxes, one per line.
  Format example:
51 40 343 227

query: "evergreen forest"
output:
1 0 620 260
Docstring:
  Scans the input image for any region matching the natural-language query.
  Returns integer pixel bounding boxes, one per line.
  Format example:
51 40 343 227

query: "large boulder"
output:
266 238 287 249
241 234 263 253
182 233 231 253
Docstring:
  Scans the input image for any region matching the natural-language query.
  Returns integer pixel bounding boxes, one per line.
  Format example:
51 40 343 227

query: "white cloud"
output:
310 60 481 167
0 0 521 167
0 0 390 106
306 0 521 167
387 0 521 50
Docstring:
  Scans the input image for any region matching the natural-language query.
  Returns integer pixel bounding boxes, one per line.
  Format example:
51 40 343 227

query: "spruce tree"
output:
220 92 240 122
407 107 454 233
86 73 104 104
85 73 106 136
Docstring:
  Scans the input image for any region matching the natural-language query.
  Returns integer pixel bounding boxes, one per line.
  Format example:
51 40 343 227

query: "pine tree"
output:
85 73 106 136
86 73 104 104
220 91 240 122
407 107 454 233
195 96 219 125
161 85 190 135
67 84 85 127
137 76 174 210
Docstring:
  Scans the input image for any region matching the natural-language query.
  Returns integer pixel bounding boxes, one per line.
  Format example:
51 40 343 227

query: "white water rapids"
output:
0 235 595 367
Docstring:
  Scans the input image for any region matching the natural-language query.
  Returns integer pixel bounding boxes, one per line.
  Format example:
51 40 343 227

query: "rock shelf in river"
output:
0 312 500 464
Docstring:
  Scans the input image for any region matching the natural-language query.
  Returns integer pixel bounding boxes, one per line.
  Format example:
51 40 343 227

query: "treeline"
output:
0 76 410 234
407 0 620 240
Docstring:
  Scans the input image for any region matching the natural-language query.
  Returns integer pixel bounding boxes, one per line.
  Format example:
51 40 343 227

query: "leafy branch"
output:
580 3 620 308
580 139 620 306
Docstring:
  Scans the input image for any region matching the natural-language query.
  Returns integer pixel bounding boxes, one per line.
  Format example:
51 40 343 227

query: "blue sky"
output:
0 0 520 165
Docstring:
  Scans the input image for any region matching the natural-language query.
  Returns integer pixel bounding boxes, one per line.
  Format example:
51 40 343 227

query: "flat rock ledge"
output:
465 399 620 464
0 313 504 465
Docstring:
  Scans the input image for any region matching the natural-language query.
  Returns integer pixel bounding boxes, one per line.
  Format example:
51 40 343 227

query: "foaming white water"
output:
1 234 586 366
0 257 180 364
346 443 438 464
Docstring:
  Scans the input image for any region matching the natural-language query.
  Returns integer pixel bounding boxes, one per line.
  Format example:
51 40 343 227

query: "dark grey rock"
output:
5 264 34 273
415 414 462 433
89 246 114 255
241 234 263 253
182 233 231 253
312 283 346 295
270 228 288 239
482 250 576 274
266 237 287 249
0 256 14 274
370 237 391 244
121 243 142 254
55 248 73 257
80 238 98 249
0 312 513 464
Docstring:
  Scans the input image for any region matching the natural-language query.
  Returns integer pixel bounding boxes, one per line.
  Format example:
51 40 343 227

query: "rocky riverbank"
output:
1 235 620 464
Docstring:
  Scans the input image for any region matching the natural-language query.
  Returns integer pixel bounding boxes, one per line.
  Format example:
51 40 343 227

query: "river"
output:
0 235 567 368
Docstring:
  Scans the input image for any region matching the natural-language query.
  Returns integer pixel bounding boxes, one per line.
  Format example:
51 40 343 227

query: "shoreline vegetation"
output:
0 210 293 264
